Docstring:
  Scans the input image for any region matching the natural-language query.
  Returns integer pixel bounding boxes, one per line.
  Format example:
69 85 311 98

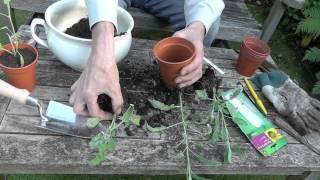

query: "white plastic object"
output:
30 18 49 48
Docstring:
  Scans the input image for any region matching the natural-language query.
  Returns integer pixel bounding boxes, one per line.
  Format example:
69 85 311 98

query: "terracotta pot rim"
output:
153 37 195 65
242 37 271 56
0 43 38 70
240 44 269 59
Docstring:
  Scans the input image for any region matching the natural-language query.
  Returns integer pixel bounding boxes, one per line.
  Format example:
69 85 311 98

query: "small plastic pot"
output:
0 43 38 91
153 37 195 88
236 37 270 77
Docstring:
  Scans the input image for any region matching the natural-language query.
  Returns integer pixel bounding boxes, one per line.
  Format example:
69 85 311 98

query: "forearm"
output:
90 22 115 65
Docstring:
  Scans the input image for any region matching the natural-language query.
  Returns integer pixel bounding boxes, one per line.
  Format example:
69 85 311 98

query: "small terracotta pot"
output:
236 37 270 77
153 37 195 88
0 43 38 91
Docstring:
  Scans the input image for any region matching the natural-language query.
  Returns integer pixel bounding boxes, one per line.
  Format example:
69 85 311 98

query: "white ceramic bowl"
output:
31 0 134 71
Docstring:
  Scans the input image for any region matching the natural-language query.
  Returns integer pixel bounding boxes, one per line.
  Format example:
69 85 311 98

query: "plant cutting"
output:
0 0 38 91
87 104 141 166
147 88 234 180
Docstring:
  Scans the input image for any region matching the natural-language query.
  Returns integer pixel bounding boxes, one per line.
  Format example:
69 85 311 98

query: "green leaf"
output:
87 117 100 129
303 47 320 63
146 123 167 132
297 16 320 39
196 154 220 167
191 173 209 180
315 72 320 80
231 144 242 157
148 99 176 111
195 89 209 100
173 151 185 160
89 133 104 150
120 104 135 123
224 146 232 164
131 114 141 126
89 143 108 166
3 0 11 5
105 137 116 152
312 81 320 95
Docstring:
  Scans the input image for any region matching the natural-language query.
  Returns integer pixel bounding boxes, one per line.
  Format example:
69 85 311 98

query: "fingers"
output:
71 77 80 92
179 52 203 76
176 48 204 88
176 67 202 88
73 98 90 117
301 113 319 133
110 84 124 115
311 98 320 110
290 113 308 136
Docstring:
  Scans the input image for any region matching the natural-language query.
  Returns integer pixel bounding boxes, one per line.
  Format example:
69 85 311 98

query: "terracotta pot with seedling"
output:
0 0 38 91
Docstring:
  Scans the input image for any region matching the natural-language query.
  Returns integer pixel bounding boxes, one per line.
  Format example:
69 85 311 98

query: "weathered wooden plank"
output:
0 134 319 174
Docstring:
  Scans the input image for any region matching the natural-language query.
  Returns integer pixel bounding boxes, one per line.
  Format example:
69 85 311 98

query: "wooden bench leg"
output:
260 0 286 42
286 171 320 180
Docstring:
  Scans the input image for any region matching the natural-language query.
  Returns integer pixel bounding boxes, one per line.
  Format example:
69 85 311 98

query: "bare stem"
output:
6 2 16 33
179 91 192 180
0 12 8 17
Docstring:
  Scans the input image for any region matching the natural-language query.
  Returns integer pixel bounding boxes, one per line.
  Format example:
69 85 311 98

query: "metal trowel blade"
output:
36 101 104 139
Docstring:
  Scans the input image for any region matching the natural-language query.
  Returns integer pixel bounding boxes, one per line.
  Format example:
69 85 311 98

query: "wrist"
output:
188 21 206 39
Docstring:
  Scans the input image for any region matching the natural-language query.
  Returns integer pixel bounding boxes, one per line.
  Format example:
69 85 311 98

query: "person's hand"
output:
173 22 205 88
69 22 123 120
253 71 320 136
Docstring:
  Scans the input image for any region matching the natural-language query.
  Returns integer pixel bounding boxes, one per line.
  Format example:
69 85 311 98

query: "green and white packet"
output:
223 87 287 156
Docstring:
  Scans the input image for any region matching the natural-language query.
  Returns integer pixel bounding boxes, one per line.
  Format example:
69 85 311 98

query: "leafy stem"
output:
88 104 141 166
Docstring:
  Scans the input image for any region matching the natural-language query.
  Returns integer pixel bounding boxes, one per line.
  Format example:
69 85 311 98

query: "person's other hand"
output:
69 22 123 120
173 22 205 88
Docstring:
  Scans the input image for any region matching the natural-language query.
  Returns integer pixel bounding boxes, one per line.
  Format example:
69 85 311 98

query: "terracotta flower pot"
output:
153 37 195 88
236 37 271 77
0 43 38 91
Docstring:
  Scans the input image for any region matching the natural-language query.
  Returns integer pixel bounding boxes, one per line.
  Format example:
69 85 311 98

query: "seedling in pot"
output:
0 0 24 67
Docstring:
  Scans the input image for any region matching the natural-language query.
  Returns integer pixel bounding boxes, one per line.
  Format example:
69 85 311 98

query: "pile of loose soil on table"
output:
0 48 35 68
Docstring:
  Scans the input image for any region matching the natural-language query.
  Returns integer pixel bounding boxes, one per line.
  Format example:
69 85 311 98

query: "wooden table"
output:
0 39 320 179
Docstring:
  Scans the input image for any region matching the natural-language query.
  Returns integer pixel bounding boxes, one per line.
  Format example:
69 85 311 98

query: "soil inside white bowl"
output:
65 18 92 39
64 18 127 39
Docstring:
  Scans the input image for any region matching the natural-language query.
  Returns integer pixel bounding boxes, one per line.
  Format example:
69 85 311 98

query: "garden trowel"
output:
0 80 104 139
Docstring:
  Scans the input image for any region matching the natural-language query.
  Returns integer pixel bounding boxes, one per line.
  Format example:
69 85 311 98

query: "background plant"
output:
0 0 25 67
295 0 320 94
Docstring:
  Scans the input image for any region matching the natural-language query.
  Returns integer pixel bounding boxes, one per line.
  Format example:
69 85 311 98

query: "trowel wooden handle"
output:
0 80 30 105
